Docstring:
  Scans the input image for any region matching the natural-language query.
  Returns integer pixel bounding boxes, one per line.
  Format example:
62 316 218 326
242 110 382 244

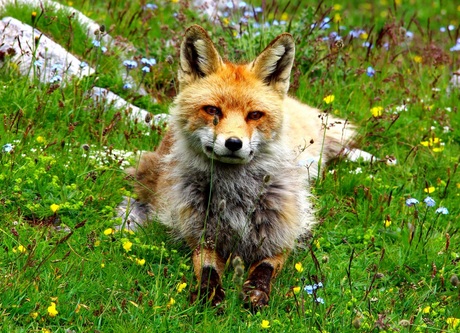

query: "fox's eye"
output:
247 111 264 121
203 105 222 116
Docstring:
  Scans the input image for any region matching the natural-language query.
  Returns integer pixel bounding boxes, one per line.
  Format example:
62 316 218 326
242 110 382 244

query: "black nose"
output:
225 137 243 152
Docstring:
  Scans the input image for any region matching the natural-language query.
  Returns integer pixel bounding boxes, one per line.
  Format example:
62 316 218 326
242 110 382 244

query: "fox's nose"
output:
225 137 243 152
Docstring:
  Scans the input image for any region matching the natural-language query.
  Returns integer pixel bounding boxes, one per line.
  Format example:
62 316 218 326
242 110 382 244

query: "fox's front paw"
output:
191 266 225 306
191 283 225 306
242 286 269 308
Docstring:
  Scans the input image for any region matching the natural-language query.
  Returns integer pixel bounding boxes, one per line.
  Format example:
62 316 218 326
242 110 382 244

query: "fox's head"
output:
171 25 295 165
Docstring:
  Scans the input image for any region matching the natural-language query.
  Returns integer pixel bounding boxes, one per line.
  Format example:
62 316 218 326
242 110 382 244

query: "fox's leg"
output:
190 245 226 306
242 253 288 308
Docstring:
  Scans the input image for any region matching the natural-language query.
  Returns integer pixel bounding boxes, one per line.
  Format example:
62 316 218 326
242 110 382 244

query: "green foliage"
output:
1 0 460 332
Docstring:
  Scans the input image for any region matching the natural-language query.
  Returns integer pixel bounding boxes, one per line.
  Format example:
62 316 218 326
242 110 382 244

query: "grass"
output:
0 0 459 332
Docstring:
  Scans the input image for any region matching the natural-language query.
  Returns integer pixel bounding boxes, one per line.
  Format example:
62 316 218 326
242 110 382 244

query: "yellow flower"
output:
323 95 335 104
30 312 39 319
447 318 460 328
360 32 369 40
370 106 384 117
293 286 301 294
333 4 342 10
103 228 114 235
135 258 146 266
422 306 431 314
432 147 444 152
94 240 101 247
177 282 187 293
222 17 230 26
413 55 422 63
261 320 271 329
295 262 304 273
384 218 391 228
122 240 133 252
424 186 435 193
333 13 341 23
47 302 58 317
50 204 60 213
314 239 321 249
42 329 51 333
14 245 27 253
167 297 176 307
280 13 289 21
36 136 45 144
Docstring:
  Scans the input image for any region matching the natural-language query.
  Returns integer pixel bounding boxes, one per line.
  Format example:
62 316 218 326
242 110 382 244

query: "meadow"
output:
0 0 459 332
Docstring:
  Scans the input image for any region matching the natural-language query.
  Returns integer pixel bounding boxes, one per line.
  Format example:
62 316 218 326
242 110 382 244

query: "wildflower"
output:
405 198 419 206
450 39 460 52
295 262 304 272
135 258 146 266
122 240 133 252
79 61 88 69
123 83 132 90
30 312 39 319
47 302 58 317
34 59 43 68
384 217 391 227
424 186 435 194
92 40 101 47
103 228 114 235
423 196 436 207
413 55 422 63
405 31 414 39
447 318 460 329
2 143 14 153
370 106 383 117
349 29 366 39
435 207 448 215
144 3 158 10
141 58 157 67
36 136 45 143
261 320 270 329
17 245 26 253
49 75 62 84
101 263 105 268
177 282 187 293
315 297 325 304
123 60 138 70
304 285 314 294
167 297 175 307
50 204 60 213
323 95 335 104
51 63 63 72
101 46 107 53
366 66 375 77
141 66 150 73
292 286 301 294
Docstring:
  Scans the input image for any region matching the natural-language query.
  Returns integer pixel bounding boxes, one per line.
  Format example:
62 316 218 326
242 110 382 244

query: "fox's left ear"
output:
178 25 224 89
251 33 295 95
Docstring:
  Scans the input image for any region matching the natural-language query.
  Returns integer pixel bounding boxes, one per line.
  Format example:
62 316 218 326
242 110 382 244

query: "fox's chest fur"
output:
159 141 313 264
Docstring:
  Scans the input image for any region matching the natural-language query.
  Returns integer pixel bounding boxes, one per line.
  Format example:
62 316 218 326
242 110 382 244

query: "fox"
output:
121 25 358 308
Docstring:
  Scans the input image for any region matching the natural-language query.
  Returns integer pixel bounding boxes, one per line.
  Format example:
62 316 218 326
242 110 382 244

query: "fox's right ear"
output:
178 25 223 89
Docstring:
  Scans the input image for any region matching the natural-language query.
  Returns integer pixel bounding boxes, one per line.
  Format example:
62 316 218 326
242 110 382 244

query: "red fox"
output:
122 25 356 308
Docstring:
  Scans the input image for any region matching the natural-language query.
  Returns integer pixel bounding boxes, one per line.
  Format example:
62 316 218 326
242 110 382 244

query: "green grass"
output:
1 0 459 332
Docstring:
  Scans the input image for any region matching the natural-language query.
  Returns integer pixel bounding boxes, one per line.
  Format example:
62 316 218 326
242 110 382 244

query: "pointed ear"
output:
178 25 224 89
251 33 295 94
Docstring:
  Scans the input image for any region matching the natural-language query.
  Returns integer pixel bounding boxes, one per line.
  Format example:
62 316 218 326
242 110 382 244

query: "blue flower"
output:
101 46 107 53
79 61 88 69
144 3 158 10
349 29 365 39
405 198 419 207
49 75 62 83
123 60 138 70
51 63 63 72
405 31 414 39
366 66 376 77
34 59 43 68
2 143 14 153
450 39 460 52
123 83 132 90
141 58 156 67
315 297 325 304
92 40 101 48
141 66 150 73
423 196 436 207
304 285 314 294
435 207 449 215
